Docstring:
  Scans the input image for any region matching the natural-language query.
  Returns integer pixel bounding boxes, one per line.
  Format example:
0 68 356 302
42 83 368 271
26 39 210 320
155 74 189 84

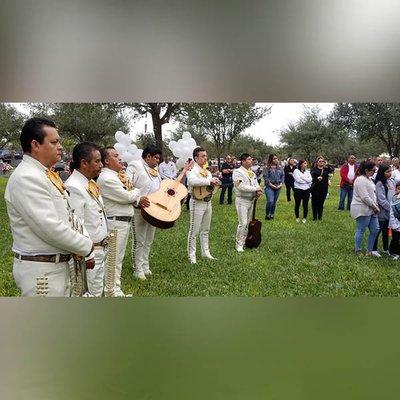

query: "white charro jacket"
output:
5 155 92 256
65 169 108 243
126 159 161 198
186 162 212 195
232 166 261 200
97 168 141 217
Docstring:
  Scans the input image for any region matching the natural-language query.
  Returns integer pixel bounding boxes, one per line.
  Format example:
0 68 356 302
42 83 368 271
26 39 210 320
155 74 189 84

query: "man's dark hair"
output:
100 147 114 165
142 145 162 159
240 153 251 162
193 147 206 159
72 142 100 169
20 117 57 153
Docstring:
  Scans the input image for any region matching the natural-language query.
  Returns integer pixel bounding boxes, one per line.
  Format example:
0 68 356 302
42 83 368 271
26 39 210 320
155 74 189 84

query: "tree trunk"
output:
151 113 163 153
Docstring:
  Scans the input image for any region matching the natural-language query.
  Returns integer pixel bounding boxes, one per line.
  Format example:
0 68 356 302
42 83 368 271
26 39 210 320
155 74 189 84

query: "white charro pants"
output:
13 258 70 297
106 219 130 295
86 246 106 297
187 197 212 260
235 197 254 248
132 212 156 274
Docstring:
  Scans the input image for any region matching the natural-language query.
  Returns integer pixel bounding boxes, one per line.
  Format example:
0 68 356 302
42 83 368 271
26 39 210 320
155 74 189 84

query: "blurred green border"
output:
1 298 400 399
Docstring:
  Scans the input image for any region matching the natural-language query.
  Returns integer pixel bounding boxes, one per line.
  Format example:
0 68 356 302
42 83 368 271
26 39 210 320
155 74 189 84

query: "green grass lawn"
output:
2 173 400 296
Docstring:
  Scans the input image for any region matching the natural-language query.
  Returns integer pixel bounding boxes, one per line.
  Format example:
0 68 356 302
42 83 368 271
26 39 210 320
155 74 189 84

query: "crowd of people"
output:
5 117 400 297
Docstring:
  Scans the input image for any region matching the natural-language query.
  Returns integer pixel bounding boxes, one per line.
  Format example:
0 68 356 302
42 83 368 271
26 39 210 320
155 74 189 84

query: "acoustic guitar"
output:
192 180 221 200
245 197 262 248
141 178 188 229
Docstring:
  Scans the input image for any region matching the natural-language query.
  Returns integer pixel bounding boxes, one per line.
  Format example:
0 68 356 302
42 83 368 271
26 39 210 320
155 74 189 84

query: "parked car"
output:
0 149 13 162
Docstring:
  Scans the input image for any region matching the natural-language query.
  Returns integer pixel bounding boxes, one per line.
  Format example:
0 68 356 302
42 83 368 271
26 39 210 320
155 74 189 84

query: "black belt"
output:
14 253 71 263
107 216 132 222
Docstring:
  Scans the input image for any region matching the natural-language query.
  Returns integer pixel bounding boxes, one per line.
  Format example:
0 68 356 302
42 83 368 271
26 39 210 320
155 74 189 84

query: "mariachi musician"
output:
186 147 220 264
97 147 142 296
232 153 263 252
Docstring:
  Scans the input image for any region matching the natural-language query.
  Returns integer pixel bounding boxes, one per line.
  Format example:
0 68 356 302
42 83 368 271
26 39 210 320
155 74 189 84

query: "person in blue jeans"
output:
350 160 380 256
263 154 284 220
338 155 358 210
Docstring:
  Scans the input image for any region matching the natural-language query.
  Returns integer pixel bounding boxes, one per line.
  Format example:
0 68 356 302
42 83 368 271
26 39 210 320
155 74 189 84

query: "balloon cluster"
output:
113 131 143 164
168 132 198 169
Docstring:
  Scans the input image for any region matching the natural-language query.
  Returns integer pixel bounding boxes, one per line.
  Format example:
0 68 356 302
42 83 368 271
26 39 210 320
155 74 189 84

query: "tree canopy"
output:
0 104 24 149
329 103 400 158
178 103 269 168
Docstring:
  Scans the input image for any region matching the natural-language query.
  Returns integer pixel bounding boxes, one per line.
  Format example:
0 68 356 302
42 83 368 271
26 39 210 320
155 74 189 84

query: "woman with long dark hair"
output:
292 159 312 223
310 156 335 221
263 154 284 220
372 164 394 256
350 160 380 256
284 157 296 202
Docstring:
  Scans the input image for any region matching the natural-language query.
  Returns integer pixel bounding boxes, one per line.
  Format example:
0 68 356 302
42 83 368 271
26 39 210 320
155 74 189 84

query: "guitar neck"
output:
252 197 257 220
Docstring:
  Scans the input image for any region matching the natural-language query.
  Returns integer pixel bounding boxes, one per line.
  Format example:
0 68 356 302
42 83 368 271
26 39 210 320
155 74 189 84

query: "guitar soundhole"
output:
167 189 176 196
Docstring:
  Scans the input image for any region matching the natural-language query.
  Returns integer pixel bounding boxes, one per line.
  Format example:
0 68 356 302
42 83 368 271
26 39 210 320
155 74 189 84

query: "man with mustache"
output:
65 142 108 297
5 118 94 296
97 147 142 296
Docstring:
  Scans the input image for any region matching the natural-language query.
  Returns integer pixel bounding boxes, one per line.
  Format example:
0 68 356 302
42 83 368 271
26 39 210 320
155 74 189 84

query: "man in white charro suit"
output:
97 147 142 295
65 142 108 297
5 118 94 296
186 147 220 264
126 145 161 280
232 153 263 252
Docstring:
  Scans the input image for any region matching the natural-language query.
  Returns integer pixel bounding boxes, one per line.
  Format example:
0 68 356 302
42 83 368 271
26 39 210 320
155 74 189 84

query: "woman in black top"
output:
284 158 296 202
310 156 335 221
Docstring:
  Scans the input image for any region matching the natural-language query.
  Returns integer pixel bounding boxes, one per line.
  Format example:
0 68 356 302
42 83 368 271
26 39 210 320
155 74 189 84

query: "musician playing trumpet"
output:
233 153 263 252
187 147 221 264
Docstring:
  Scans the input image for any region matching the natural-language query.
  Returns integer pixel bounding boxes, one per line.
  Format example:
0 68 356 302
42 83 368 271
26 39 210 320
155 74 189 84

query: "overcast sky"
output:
12 102 336 146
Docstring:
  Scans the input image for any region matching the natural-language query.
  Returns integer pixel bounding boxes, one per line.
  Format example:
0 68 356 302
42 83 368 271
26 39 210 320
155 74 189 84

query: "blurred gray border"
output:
1 0 400 102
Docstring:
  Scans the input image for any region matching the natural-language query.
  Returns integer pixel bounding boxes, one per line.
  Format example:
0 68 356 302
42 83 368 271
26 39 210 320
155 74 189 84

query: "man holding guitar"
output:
187 147 220 264
126 145 162 280
232 153 263 252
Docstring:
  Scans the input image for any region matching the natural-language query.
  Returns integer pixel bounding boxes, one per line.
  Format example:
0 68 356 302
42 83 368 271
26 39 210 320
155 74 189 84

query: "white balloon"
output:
128 144 138 154
177 138 185 146
132 149 143 160
174 146 187 158
182 132 192 140
114 143 126 154
121 151 134 163
169 140 178 150
187 138 197 147
121 134 132 147
115 131 125 143
176 158 185 169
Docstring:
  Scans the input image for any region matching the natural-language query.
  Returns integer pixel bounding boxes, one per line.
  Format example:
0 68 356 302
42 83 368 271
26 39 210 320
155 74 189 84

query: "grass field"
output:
2 173 400 296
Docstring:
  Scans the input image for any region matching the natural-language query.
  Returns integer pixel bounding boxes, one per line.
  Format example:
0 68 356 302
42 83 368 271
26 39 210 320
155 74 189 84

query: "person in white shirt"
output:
390 157 400 184
5 118 94 297
232 153 263 252
65 142 108 297
186 147 220 264
159 155 177 180
292 159 313 223
97 147 142 296
126 146 162 280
